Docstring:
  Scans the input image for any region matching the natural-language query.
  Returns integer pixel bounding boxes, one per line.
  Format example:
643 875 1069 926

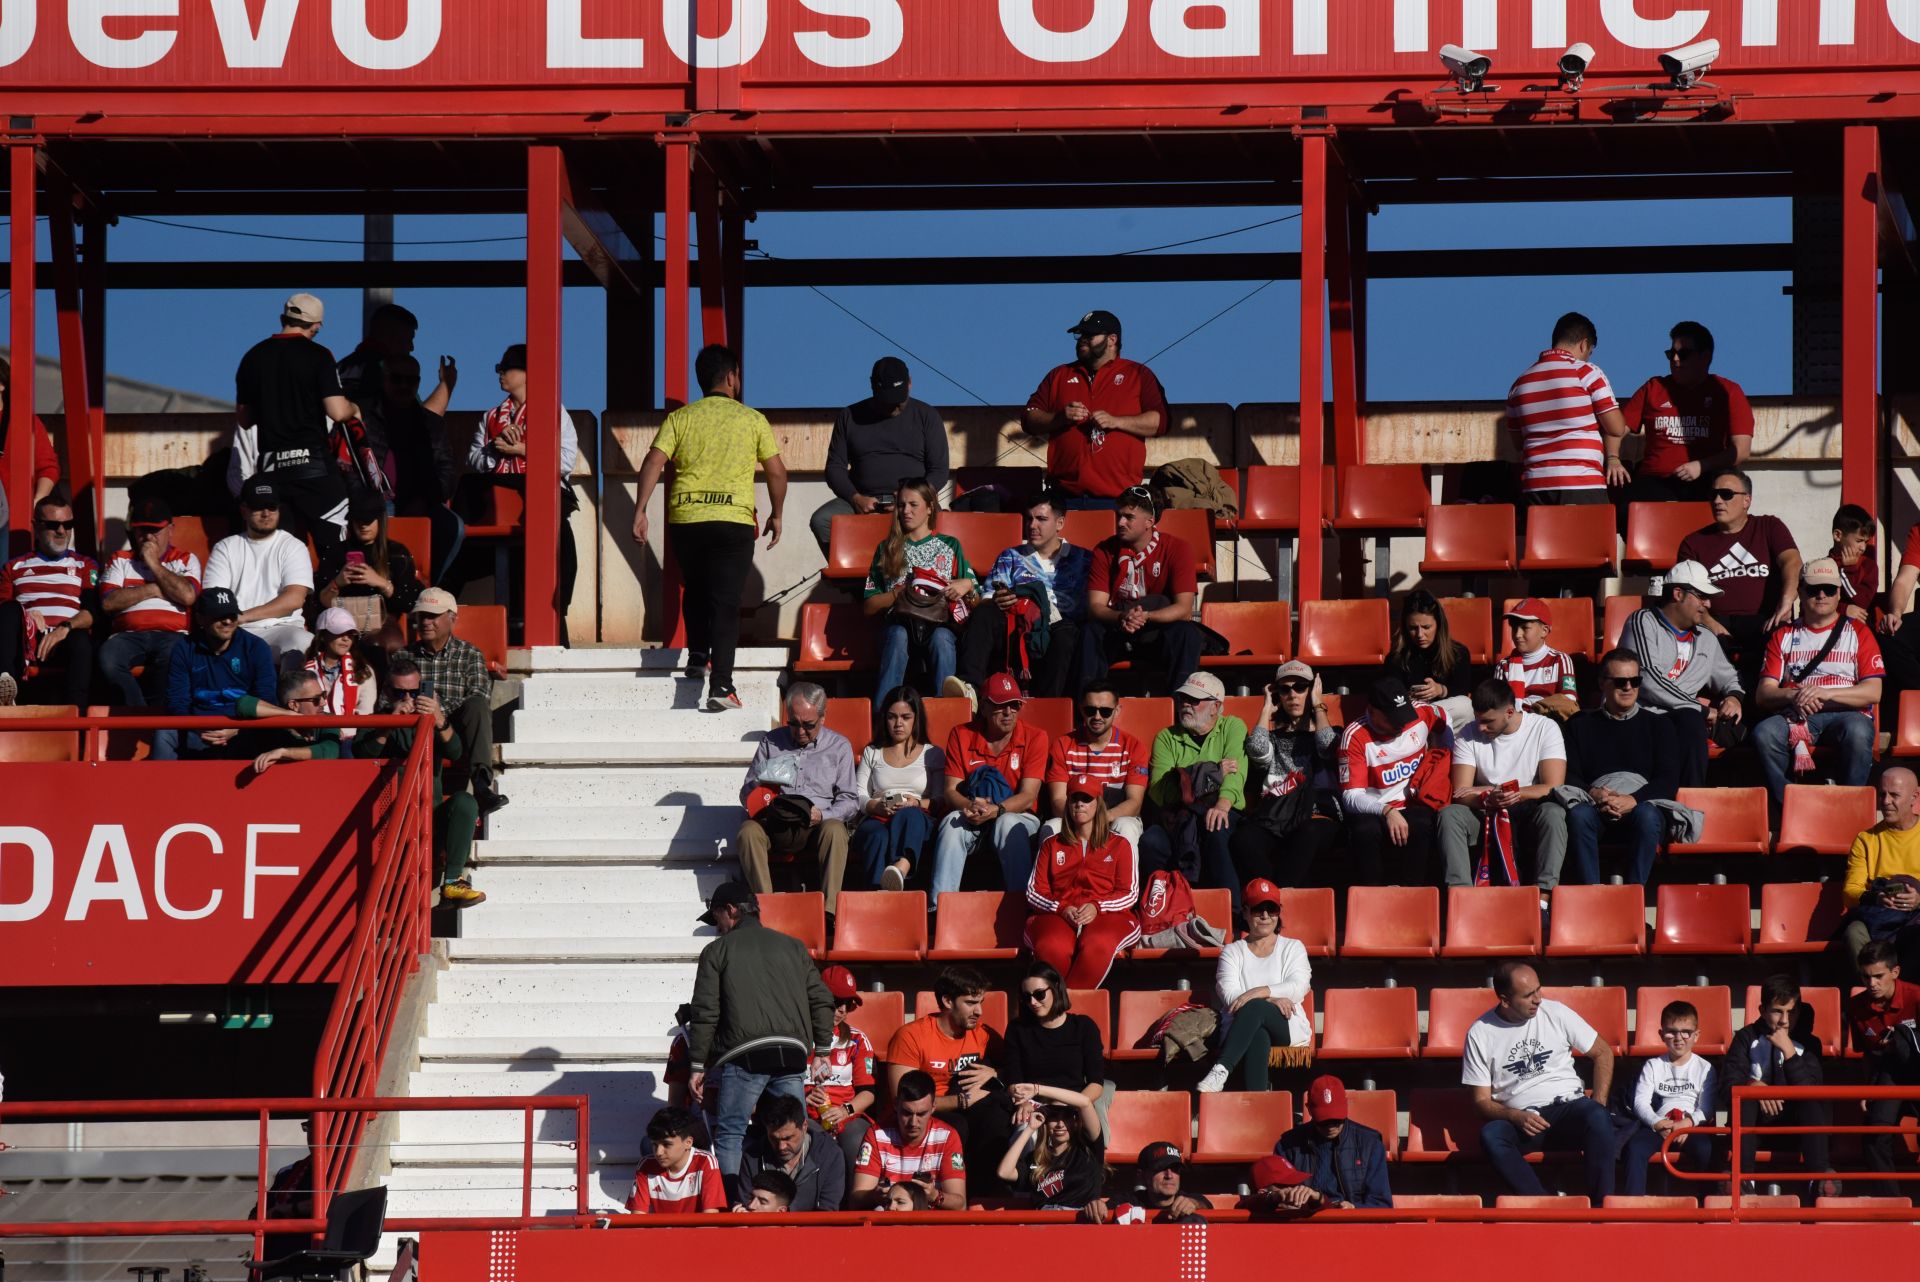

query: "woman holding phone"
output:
316 490 423 638
853 685 944 890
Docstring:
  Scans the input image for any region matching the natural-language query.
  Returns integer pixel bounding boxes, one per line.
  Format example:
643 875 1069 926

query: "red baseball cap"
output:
1066 775 1101 799
744 784 780 817
821 964 862 1006
1243 878 1283 912
1306 1074 1348 1121
1250 1155 1310 1189
984 672 1026 705
1505 598 1552 625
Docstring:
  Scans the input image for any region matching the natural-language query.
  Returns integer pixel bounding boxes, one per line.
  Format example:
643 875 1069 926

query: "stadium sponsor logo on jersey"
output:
1380 757 1418 787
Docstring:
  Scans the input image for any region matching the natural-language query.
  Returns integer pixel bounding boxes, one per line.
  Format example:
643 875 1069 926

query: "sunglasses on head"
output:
1803 583 1841 597
1710 488 1748 501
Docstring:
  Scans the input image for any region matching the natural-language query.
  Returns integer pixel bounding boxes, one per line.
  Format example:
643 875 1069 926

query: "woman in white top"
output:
299 607 378 738
1197 876 1313 1093
854 685 945 891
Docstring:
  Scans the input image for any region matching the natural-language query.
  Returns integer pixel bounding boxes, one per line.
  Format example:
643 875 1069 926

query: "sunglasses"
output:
1603 675 1642 688
834 997 860 1009
787 717 821 731
1248 903 1281 917
1021 988 1051 1004
1080 704 1116 719
35 519 74 530
1803 583 1841 597
1664 347 1701 360
1710 488 1748 501
1273 680 1312 694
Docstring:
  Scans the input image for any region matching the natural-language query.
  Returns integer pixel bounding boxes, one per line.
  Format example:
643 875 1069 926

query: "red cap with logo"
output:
1307 1074 1348 1121
984 672 1026 705
1250 1155 1311 1189
1243 878 1283 912
1505 598 1552 625
820 964 862 1007
1066 775 1101 798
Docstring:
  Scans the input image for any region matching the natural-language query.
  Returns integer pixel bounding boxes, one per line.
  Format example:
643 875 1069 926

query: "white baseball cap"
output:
283 292 325 324
1665 560 1722 596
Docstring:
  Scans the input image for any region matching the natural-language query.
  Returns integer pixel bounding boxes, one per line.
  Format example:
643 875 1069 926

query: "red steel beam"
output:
8 143 36 538
1326 150 1360 469
693 160 727 348
1842 125 1881 516
1297 134 1328 607
524 145 566 650
663 138 693 409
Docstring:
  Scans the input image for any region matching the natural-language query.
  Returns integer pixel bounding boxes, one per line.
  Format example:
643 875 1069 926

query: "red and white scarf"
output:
1113 531 1162 603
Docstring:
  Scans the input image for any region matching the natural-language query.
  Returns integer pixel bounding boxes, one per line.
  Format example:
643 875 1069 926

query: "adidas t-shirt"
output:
1676 514 1798 619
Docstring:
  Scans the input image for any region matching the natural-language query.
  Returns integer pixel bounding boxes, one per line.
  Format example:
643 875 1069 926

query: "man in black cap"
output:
155 586 279 761
1024 310 1168 510
688 879 837 1204
1338 676 1454 886
1080 1142 1211 1224
809 356 951 553
204 475 315 660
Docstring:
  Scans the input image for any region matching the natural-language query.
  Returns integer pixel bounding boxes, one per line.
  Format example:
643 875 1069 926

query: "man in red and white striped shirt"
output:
1339 677 1453 887
1044 680 1149 853
849 1069 968 1210
98 497 203 708
1506 312 1630 505
0 495 98 706
1753 557 1884 807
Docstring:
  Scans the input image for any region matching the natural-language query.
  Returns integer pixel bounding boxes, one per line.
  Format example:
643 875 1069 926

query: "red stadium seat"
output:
1279 886 1337 958
830 891 929 962
1113 990 1200 1061
1704 1195 1803 1209
844 989 906 1053
1604 1195 1698 1209
83 704 153 762
1441 886 1543 957
1895 690 1920 757
1542 986 1630 1056
0 705 81 763
825 512 892 580
1068 989 1112 1050
921 698 973 758
1393 1194 1484 1210
1115 697 1172 747
1239 465 1334 532
913 988 1009 1037
1222 695 1267 734
1317 987 1420 1059
1545 884 1648 957
1061 509 1116 548
1814 1196 1914 1208
1744 984 1844 1058
929 891 1025 961
1666 787 1770 856
1624 502 1714 572
824 697 873 753
1440 596 1496 666
1603 594 1644 652
1341 886 1440 958
1200 600 1292 668
1424 988 1495 1059
1156 508 1216 579
1333 464 1428 530
759 892 828 959
1297 598 1391 667
1755 882 1849 955
1633 985 1733 1056
1502 596 1596 661
1652 883 1752 956
167 514 221 565
1403 1089 1484 1162
1021 697 1074 740
1193 1091 1297 1163
938 513 1024 581
1105 1091 1193 1163
1420 504 1517 575
1776 784 1877 855
1131 889 1231 960
1343 1090 1400 1160
1520 504 1619 574
1498 1195 1589 1209
387 514 434 588
796 603 879 674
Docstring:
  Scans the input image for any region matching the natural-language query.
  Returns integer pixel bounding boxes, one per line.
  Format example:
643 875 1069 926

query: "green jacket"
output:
354 722 462 803
688 915 836 1074
1148 715 1249 810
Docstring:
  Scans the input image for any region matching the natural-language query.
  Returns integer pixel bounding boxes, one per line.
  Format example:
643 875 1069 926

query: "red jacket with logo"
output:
1027 831 1139 916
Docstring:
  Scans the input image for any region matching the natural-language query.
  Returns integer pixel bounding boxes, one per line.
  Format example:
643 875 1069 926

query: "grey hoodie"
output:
1621 605 1742 711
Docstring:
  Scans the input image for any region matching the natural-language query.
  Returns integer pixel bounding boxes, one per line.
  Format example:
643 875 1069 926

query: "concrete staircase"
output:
378 646 787 1237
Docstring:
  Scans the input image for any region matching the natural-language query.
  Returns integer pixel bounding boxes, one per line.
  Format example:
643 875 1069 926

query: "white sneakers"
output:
1196 1064 1231 1094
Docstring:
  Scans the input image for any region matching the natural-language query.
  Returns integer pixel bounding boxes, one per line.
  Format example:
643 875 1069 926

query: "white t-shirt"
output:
1632 1053 1715 1127
1456 710 1565 789
204 530 313 626
1462 998 1599 1111
856 744 945 803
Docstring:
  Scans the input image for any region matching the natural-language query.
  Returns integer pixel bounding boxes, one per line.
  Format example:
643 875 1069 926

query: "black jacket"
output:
1563 706 1681 803
1715 1015 1825 1112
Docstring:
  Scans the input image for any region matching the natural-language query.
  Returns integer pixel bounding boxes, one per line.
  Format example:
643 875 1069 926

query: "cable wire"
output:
121 214 526 247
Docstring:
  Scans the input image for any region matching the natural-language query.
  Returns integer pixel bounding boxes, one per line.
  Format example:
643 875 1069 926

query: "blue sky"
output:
6 196 1792 413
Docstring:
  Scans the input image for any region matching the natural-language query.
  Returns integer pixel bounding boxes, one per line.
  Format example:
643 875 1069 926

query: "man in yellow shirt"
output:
1839 766 1920 968
634 345 787 711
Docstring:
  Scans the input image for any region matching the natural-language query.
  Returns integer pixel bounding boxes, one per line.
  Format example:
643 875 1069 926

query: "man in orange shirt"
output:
885 965 1013 1195
930 673 1048 909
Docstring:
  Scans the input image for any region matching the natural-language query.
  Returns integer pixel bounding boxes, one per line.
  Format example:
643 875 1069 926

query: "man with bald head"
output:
1463 961 1616 1199
1838 767 1920 971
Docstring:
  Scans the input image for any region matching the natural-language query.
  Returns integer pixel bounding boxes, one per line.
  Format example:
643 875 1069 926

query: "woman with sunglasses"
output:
1196 878 1312 1094
1388 589 1477 730
1004 963 1107 1107
996 1081 1105 1212
300 607 379 739
854 685 944 890
863 479 975 711
1232 661 1341 888
1025 779 1140 989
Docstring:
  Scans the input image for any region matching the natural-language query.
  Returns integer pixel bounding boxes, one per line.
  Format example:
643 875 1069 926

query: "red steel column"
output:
48 195 96 550
1326 153 1361 470
693 163 727 348
523 145 564 649
1841 125 1881 516
1297 135 1328 605
8 143 36 538
663 138 693 409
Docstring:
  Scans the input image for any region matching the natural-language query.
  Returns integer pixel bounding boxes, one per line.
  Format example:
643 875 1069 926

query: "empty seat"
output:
1652 883 1752 956
167 514 221 564
1297 598 1392 667
1896 690 1920 758
935 513 1024 582
796 603 880 674
1442 886 1543 957
1440 596 1496 666
1342 886 1440 958
1633 985 1733 1056
1420 503 1517 575
1602 1194 1699 1209
1131 889 1230 960
386 515 435 588
1424 988 1496 1059
758 892 827 959
913 988 1009 1037
1200 600 1292 667
1333 464 1429 530
921 697 972 756
1105 1091 1194 1163
1061 508 1117 548
1279 886 1337 958
1497 1196 1590 1210
1625 501 1714 572
1193 1091 1297 1163
1541 986 1630 1055
1744 984 1844 1058
0 705 81 763
1545 884 1648 957
1222 695 1266 734
844 989 906 1053
1115 697 1172 746
452 603 509 677
824 697 874 753
1021 697 1074 740
1343 1090 1400 1161
1239 464 1334 532
1318 987 1420 1059
928 891 1025 961
1703 1194 1803 1209
1814 1196 1913 1208
1776 784 1878 856
1666 787 1770 856
1502 596 1597 661
1755 882 1849 955
1068 989 1112 1050
829 891 929 962
1113 990 1201 1061
825 512 893 580
1403 1089 1485 1162
1156 508 1217 579
1521 504 1618 575
1602 594 1644 651
1393 1194 1483 1210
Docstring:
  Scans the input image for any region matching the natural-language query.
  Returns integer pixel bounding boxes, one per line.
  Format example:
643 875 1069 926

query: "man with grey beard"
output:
1137 672 1250 915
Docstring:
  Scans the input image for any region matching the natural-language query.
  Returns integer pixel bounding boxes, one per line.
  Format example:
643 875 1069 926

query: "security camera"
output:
1658 38 1719 89
1438 43 1493 92
1558 42 1594 89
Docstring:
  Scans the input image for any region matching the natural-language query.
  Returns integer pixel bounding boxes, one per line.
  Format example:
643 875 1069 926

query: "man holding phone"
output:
357 651 483 906
406 586 501 815
1438 678 1568 902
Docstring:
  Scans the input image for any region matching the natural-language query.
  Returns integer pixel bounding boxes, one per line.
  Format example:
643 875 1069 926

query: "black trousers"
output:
1230 815 1341 888
1080 617 1202 691
955 601 1082 698
1668 705 1711 788
670 520 756 692
1880 613 1920 708
0 603 95 705
1344 806 1437 887
1716 1096 1831 1178
263 464 352 563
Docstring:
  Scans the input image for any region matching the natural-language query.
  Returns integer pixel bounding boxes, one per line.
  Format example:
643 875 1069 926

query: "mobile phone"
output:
345 551 367 567
420 680 436 700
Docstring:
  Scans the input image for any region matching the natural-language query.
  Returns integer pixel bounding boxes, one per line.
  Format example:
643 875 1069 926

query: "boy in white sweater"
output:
1619 1000 1716 1194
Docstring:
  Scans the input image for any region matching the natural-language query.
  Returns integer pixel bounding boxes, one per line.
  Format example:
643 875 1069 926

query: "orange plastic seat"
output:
1403 1089 1484 1162
1603 594 1644 652
939 513 1024 581
1105 1091 1193 1163
1239 464 1334 532
1341 885 1440 958
387 514 434 588
1423 988 1496 1059
0 705 81 762
1633 985 1732 1056
823 697 873 753
1704 1195 1802 1208
1156 508 1216 579
825 512 893 581
1755 882 1849 955
1333 464 1429 530
1222 695 1267 734
1605 1195 1701 1212
167 514 219 564
759 892 827 959
1420 503 1517 575
844 989 905 1053
1068 989 1111 1049
795 603 879 674
1776 784 1877 855
1652 883 1752 956
1061 509 1116 548
1624 502 1713 572
1193 1091 1297 1163
1021 697 1074 741
1200 600 1292 668
1498 1195 1589 1210
83 704 153 762
1131 889 1230 960
1113 990 1199 1061
929 891 1025 961
921 698 972 756
1520 504 1619 574
913 987 1008 1037
1545 884 1648 957
1542 986 1630 1055
1895 689 1920 757
1114 697 1172 747
1278 886 1337 958
1317 987 1420 1059
1394 1194 1483 1209
1814 1196 1914 1208
829 891 928 962
1502 596 1597 661
1297 598 1391 667
1744 984 1843 1057
1666 787 1770 856
453 603 509 678
1440 596 1495 666
1342 1089 1400 1160
1442 886 1543 957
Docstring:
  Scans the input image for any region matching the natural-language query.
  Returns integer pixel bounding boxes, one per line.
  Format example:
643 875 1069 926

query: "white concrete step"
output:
498 766 750 807
524 646 790 674
485 803 738 843
519 673 784 714
500 742 761 768
424 1002 687 1041
419 1036 670 1064
435 966 695 1007
459 902 712 939
447 935 708 963
405 1067 662 1104
471 838 722 867
462 866 731 904
382 1170 627 1218
511 705 772 744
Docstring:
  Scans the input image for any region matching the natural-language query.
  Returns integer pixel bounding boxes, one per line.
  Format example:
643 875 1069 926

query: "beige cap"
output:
413 586 458 616
1665 560 1722 596
1272 660 1316 684
1801 557 1843 588
1174 672 1226 702
283 292 325 324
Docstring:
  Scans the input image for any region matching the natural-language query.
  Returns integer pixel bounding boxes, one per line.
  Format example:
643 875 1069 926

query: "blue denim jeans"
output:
929 809 1040 908
853 806 935 886
1753 708 1875 806
707 1059 808 1204
1566 798 1665 885
1480 1095 1615 1198
98 629 181 707
875 622 957 711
